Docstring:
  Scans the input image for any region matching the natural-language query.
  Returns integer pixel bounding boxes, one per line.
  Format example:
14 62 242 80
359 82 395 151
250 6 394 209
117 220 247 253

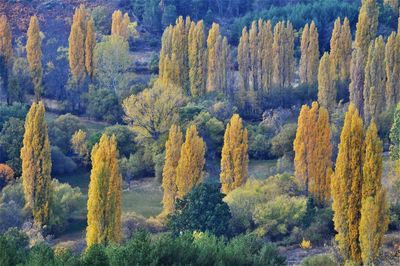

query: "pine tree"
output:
385 32 400 109
360 122 388 265
330 17 352 82
318 53 336 112
26 16 43 102
220 114 249 194
21 102 52 226
349 49 365 118
293 102 332 206
332 103 364 264
363 37 386 123
273 21 294 88
176 124 205 198
355 0 379 60
188 21 206 96
87 134 122 247
85 18 96 81
162 125 183 215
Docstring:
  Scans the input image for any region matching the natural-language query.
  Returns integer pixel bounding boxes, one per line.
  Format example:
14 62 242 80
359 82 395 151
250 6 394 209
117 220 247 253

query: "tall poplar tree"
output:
385 32 400 109
87 134 122 247
85 18 96 81
207 23 220 92
349 49 365 118
300 21 319 86
220 114 249 194
162 125 183 215
363 37 386 123
355 0 379 60
0 15 13 104
26 16 43 102
21 102 52 226
330 17 352 82
294 102 333 206
112 11 131 40
360 122 388 265
260 20 274 92
332 104 364 264
176 124 205 198
188 21 206 96
318 53 336 112
273 21 295 88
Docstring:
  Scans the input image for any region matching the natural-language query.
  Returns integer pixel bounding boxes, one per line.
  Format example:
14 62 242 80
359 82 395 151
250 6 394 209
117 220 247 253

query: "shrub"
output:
0 228 29 266
168 183 232 237
301 255 337 266
0 118 24 175
0 201 23 233
271 123 297 158
0 103 28 130
51 146 77 175
26 243 56 266
82 244 109 266
300 239 312 249
0 164 14 189
87 88 123 123
103 125 136 157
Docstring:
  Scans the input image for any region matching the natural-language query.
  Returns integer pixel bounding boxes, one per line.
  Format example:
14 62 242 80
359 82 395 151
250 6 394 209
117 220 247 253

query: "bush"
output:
0 103 28 130
103 125 136 157
119 148 154 183
271 123 297 158
82 244 109 266
26 243 56 266
87 88 123 123
301 255 337 266
51 146 77 175
168 183 232 237
0 164 14 189
0 118 24 175
0 228 29 266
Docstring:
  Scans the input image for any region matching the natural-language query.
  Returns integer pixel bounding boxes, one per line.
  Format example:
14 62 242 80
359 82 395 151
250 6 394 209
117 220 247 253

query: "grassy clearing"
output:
249 160 278 179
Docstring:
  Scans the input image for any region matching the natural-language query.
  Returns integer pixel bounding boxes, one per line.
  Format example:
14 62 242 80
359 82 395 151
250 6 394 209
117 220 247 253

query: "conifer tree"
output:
0 15 13 103
355 0 379 60
273 21 295 88
176 124 205 198
188 21 206 96
87 134 122 247
332 104 364 264
162 125 183 215
318 53 336 112
294 102 333 206
26 16 43 101
21 102 52 226
330 17 352 82
360 122 388 265
220 114 249 194
385 32 400 109
363 37 386 123
85 18 96 81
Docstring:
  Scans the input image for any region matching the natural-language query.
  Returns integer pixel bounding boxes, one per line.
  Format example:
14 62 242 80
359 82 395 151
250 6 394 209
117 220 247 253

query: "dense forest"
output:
0 0 400 265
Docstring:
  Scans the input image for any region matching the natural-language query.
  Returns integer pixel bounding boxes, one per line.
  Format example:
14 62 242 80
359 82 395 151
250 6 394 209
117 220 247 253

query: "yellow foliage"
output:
26 16 43 101
300 239 312 249
318 53 336 112
0 15 13 64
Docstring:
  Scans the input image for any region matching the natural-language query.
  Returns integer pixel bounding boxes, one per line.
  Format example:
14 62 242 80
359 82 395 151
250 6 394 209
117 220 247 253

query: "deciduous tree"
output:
330 17 352 82
273 21 294 88
300 21 319 86
385 32 400 109
318 53 336 112
188 21 206 96
26 16 43 101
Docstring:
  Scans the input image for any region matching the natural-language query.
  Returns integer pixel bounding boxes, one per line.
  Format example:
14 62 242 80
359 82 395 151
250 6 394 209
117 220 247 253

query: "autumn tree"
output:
355 0 379 60
299 21 319 86
162 125 183 215
111 10 131 40
360 122 388 265
188 20 207 96
0 15 13 103
86 134 122 247
363 37 386 123
260 20 274 92
330 17 352 82
71 129 89 166
21 102 52 226
318 53 336 112
220 114 249 194
26 16 43 101
390 103 400 160
349 49 365 117
176 124 206 198
293 102 333 206
332 103 364 264
123 80 186 142
385 32 400 109
273 21 295 88
85 18 96 81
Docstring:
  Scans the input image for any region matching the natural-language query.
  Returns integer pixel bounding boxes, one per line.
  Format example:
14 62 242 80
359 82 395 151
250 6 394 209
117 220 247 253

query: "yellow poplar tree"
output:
260 20 273 92
332 103 364 264
69 18 86 84
176 124 206 198
330 17 352 82
300 21 319 86
26 16 43 101
220 114 249 194
318 52 336 112
355 0 379 60
21 102 52 226
363 37 386 123
299 23 310 85
162 125 183 215
349 49 365 117
71 129 89 166
385 32 400 109
273 21 294 88
188 21 207 96
0 15 12 64
159 25 173 82
85 18 96 81
207 23 220 92
359 122 388 265
86 134 122 247
111 10 123 36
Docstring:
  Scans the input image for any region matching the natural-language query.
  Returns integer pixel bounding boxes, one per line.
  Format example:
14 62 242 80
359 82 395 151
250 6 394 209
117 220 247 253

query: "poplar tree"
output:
220 114 249 194
112 10 131 40
318 53 336 112
349 49 365 118
237 26 251 106
188 21 206 96
176 125 205 198
385 32 400 109
332 104 364 264
355 0 379 60
87 134 122 247
171 16 190 93
300 21 319 86
294 102 333 206
0 15 12 103
159 25 173 83
26 16 43 101
85 18 96 81
330 17 352 82
69 18 86 85
273 21 295 88
363 37 386 123
207 23 220 92
21 102 52 226
162 125 183 215
260 20 273 92
360 122 388 265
